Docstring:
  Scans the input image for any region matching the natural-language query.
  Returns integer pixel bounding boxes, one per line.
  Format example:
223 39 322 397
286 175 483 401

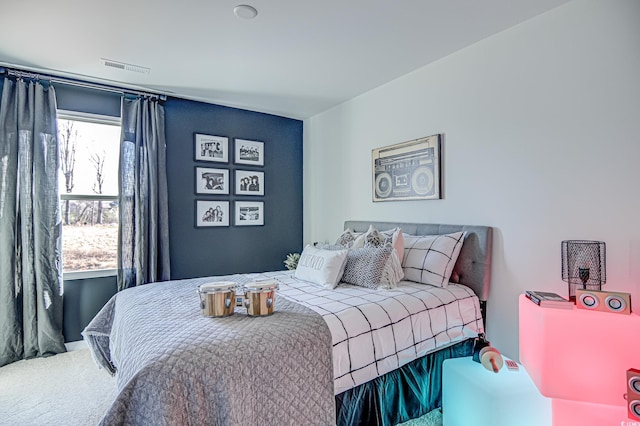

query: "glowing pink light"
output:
519 294 640 424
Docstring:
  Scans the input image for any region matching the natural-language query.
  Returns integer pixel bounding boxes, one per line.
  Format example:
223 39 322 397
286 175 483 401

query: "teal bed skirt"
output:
335 339 475 426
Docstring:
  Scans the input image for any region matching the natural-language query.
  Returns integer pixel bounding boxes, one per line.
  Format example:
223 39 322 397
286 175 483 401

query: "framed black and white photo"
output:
235 201 264 226
372 133 442 202
195 200 229 227
234 139 264 166
194 133 228 163
195 167 229 195
235 170 264 196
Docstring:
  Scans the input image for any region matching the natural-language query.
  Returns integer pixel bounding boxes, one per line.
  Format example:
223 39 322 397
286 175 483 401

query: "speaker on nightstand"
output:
627 369 640 420
575 289 632 314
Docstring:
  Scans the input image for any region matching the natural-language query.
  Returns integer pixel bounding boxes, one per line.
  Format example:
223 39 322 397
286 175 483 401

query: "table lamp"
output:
561 240 606 302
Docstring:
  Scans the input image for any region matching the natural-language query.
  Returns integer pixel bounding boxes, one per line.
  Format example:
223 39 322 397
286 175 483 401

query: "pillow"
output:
294 245 348 289
391 230 405 264
314 243 347 251
352 232 366 248
335 229 356 247
363 226 405 264
340 246 404 290
402 232 466 288
334 229 366 248
363 226 392 247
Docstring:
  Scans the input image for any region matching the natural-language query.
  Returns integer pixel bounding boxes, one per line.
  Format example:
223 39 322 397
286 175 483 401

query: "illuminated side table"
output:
442 356 551 426
519 294 640 425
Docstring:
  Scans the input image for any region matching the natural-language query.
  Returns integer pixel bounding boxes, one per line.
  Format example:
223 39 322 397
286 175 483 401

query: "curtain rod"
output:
2 67 167 101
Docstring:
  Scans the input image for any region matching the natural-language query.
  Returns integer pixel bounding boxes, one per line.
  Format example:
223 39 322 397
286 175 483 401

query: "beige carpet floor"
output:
0 348 117 426
0 346 442 426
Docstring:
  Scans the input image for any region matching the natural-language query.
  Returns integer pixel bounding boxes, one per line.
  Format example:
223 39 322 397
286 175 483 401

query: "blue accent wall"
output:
0 78 303 341
164 98 303 279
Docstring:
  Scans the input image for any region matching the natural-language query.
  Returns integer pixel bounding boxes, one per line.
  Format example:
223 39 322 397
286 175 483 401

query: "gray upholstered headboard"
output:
344 221 493 302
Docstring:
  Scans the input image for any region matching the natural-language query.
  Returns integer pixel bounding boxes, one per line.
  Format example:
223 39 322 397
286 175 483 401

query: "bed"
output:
83 221 492 425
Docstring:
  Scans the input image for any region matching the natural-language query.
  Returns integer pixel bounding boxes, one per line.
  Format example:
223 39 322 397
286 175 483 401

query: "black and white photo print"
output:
195 200 229 227
195 134 229 163
195 167 229 195
235 170 264 196
234 139 264 166
235 201 264 226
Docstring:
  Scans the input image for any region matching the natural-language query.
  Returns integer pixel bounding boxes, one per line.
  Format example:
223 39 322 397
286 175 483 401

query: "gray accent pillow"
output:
341 245 404 290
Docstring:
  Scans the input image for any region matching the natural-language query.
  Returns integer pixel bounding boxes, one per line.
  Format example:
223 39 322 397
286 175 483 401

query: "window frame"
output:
58 109 121 280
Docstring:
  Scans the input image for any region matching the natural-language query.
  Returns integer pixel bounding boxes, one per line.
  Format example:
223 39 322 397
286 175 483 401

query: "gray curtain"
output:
118 97 170 291
0 77 66 367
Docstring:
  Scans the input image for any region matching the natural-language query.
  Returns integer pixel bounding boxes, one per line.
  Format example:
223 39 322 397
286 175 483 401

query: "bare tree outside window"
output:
59 121 77 225
90 150 106 224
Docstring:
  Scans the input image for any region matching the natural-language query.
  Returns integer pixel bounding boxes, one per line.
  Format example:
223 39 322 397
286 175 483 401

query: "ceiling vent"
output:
100 58 150 75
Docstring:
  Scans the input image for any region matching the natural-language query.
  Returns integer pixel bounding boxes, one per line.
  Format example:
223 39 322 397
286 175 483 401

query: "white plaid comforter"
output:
248 271 484 395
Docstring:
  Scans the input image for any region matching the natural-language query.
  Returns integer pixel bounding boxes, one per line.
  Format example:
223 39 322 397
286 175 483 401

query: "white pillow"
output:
402 232 466 288
352 232 366 248
294 244 348 289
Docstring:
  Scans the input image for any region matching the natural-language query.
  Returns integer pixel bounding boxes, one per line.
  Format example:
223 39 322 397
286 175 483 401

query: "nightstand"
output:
518 294 640 425
442 356 551 426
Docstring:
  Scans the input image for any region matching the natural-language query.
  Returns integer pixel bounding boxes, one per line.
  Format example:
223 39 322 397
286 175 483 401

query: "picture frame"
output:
234 139 264 166
195 200 229 227
235 170 264 196
195 167 229 195
235 201 264 226
372 133 442 202
194 133 229 163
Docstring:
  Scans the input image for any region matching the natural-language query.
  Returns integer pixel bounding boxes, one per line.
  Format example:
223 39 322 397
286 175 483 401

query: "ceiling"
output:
0 0 572 120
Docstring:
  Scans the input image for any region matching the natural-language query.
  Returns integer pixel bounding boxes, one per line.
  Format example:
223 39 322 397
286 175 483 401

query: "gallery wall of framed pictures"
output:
193 133 266 227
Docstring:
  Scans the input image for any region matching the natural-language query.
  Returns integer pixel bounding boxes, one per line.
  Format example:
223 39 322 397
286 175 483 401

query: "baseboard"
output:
65 340 88 351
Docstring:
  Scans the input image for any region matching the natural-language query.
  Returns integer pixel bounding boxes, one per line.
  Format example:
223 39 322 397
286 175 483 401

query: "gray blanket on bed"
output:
83 275 335 426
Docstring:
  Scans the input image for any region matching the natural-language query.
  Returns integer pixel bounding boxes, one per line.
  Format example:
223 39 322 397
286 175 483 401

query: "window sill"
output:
63 269 117 281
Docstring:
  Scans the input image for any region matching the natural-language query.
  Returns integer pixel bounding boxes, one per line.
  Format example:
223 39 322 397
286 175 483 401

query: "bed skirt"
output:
335 338 474 426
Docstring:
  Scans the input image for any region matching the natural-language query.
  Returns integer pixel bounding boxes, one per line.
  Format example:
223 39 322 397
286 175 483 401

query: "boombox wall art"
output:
372 134 442 202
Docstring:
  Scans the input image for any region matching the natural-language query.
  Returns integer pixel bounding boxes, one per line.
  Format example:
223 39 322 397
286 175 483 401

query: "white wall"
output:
303 0 640 359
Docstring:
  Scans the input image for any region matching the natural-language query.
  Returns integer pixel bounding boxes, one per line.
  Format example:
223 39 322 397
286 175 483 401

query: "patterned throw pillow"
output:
335 229 356 247
363 226 405 264
341 246 404 290
364 227 393 248
335 229 366 248
294 245 348 289
402 232 466 288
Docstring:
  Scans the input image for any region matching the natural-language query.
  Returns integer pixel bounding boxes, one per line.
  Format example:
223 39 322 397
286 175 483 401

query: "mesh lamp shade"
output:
561 240 606 301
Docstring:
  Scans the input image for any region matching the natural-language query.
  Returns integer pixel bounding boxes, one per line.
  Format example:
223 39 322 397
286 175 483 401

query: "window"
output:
57 111 121 275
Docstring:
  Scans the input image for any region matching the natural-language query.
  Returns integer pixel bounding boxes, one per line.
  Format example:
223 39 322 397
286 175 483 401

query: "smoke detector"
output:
233 5 258 19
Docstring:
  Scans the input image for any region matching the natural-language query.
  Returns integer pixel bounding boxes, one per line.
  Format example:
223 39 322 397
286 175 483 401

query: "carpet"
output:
0 348 116 426
399 410 443 426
